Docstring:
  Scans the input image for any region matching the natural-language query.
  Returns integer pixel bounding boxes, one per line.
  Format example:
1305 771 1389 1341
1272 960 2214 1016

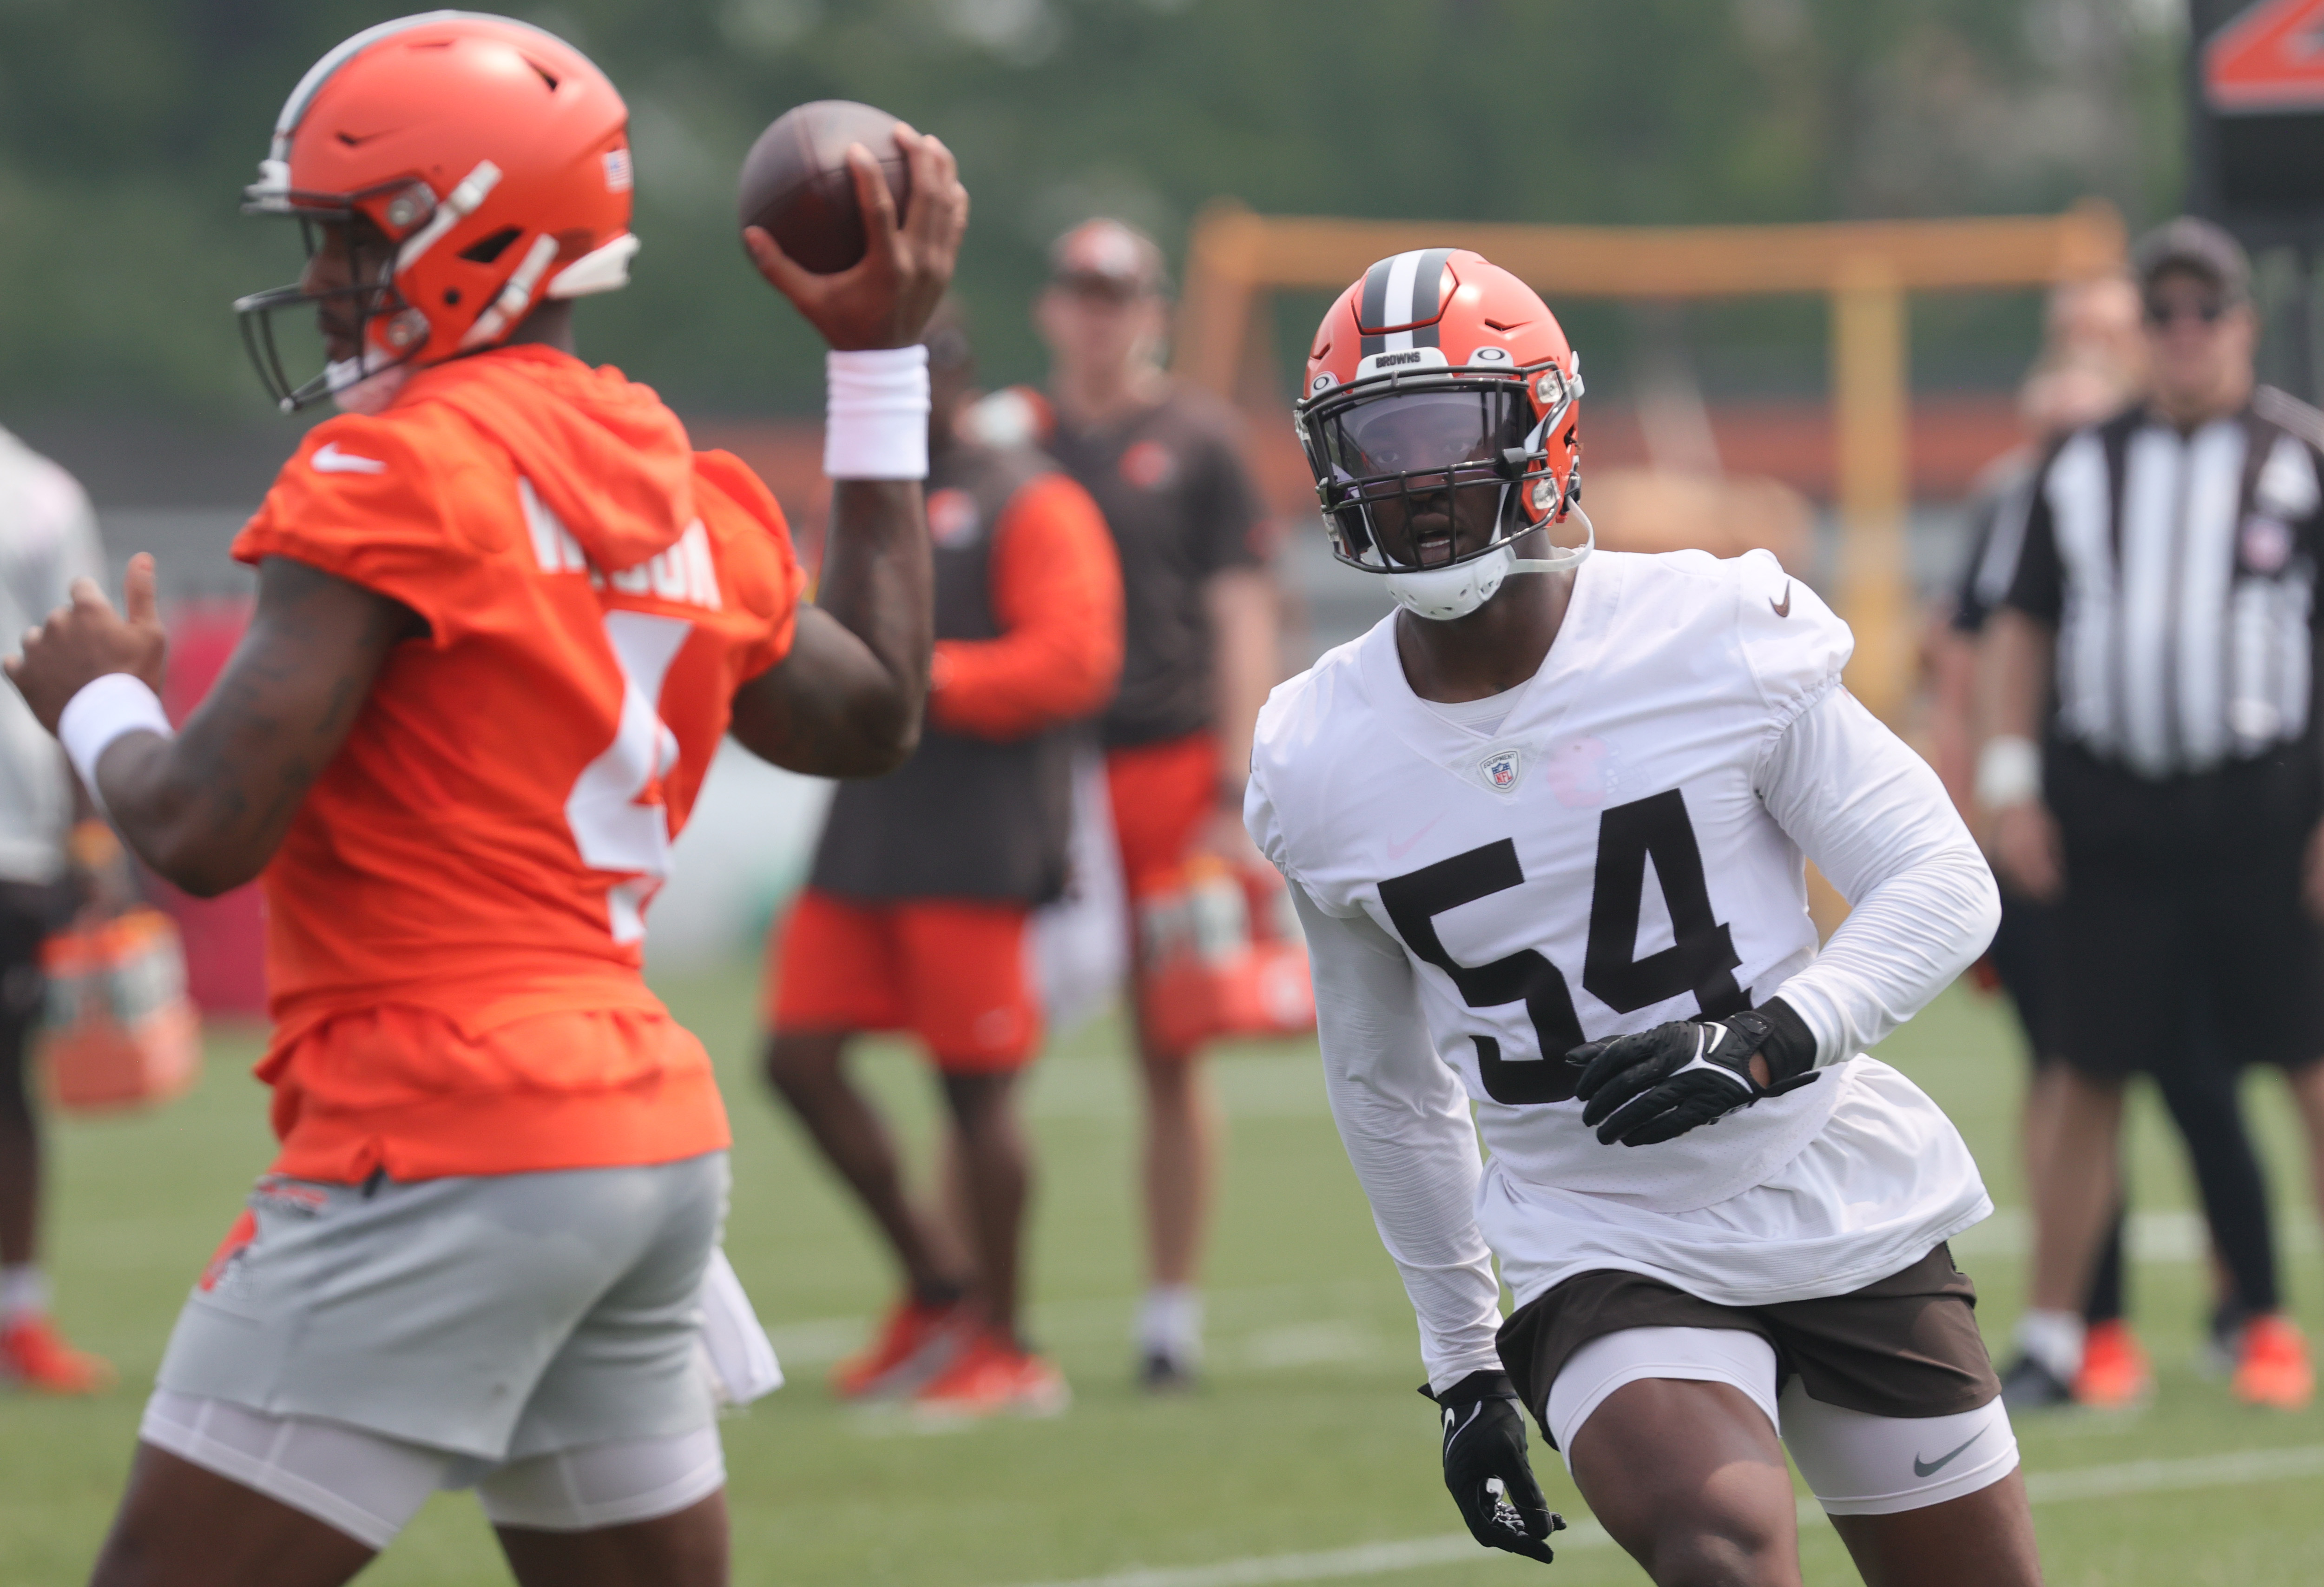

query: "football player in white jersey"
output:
1247 251 2039 1587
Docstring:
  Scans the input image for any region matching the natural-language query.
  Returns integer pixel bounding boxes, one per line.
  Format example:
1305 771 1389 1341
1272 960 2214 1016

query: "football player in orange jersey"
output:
3 14 962 1587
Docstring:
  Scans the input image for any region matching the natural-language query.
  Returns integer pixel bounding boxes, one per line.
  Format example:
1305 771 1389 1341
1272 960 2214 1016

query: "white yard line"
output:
2018 1441 2324 1502
1005 1442 2324 1587
1001 1528 1613 1587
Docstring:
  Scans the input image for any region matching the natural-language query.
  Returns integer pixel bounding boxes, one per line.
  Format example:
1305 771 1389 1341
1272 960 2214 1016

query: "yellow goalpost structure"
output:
1171 199 2127 725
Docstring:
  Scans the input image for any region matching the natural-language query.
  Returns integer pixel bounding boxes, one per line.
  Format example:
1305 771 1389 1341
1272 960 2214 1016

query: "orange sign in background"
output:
2205 0 2324 112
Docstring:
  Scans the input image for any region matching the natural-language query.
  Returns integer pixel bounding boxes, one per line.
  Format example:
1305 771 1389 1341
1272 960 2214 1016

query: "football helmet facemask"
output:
235 11 640 413
1297 250 1589 621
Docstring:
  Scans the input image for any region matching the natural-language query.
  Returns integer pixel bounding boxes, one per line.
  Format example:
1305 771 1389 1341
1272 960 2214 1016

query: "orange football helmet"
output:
1296 249 1588 619
236 12 638 412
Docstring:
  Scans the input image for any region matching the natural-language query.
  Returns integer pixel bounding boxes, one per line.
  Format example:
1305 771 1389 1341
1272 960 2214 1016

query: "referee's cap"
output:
2131 217 2251 306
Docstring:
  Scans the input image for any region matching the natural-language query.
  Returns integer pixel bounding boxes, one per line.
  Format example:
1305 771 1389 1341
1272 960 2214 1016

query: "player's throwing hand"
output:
1568 1006 1821 1147
745 126 968 352
1421 1371 1565 1564
4 553 167 734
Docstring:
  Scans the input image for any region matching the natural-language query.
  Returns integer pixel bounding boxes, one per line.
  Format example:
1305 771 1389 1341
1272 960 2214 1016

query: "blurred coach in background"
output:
764 306 1123 1417
1024 219 1278 1389
0 424 112 1394
1984 218 2324 1411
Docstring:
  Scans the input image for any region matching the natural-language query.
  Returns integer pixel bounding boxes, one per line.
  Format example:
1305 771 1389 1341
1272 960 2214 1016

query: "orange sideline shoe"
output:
0 1315 115 1395
830 1296 967 1400
912 1332 1069 1418
2231 1314 2314 1410
2071 1320 2153 1408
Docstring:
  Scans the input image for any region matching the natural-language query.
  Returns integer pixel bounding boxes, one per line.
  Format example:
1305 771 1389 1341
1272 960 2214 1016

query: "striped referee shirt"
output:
2002 387 2324 780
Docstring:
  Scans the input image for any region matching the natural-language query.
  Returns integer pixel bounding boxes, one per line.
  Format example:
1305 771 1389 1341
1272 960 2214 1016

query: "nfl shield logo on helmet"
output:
1480 747 1523 792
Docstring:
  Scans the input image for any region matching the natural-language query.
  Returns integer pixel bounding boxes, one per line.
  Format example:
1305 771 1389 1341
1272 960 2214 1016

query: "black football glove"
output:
1420 1370 1565 1564
1566 1000 1821 1147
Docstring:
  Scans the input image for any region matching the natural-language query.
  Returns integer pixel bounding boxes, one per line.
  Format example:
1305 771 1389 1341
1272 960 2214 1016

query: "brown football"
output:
736 100 912 275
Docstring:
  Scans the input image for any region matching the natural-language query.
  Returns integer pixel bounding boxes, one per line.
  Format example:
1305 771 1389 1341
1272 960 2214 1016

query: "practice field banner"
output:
2192 0 2324 245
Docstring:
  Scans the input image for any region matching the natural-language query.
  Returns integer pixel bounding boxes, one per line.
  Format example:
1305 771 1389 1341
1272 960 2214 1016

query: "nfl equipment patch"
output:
1478 746 1525 794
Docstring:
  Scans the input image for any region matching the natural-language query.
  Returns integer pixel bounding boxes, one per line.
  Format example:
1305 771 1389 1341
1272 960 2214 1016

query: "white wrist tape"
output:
1976 734 2042 810
58 672 172 812
823 344 930 480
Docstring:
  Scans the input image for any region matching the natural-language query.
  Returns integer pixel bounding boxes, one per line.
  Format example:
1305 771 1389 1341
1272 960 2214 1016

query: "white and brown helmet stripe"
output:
1355 248 1458 357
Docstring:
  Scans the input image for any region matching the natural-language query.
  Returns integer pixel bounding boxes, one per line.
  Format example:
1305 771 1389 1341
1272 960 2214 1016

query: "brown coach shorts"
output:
1497 1244 2001 1449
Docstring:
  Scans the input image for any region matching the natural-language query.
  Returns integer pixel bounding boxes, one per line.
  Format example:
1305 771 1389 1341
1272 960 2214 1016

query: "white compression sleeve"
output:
139 1390 447 1550
1753 687 2001 1066
1292 884 1506 1391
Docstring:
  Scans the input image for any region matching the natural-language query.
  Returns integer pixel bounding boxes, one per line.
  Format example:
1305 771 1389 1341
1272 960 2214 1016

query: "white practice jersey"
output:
0 426 103 886
1247 549 2001 1390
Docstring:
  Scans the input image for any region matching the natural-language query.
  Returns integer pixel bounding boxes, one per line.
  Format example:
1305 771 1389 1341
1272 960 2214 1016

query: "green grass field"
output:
5 968 2322 1586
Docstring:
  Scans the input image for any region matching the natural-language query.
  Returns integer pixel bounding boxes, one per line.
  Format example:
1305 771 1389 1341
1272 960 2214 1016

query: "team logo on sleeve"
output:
1479 747 1525 792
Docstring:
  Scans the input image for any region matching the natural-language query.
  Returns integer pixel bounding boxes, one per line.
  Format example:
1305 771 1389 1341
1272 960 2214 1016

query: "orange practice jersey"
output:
927 470 1123 741
230 345 803 1182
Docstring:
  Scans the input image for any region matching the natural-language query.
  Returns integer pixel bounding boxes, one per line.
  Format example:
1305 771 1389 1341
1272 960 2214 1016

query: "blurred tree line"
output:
0 0 2186 423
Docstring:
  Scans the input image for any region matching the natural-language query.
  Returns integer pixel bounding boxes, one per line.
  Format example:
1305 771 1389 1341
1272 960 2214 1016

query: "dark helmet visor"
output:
1304 381 1535 569
1319 386 1530 488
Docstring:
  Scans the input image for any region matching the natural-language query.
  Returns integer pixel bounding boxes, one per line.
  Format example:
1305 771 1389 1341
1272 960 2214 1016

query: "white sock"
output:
0 1264 50 1323
1138 1285 1203 1363
2015 1308 2084 1382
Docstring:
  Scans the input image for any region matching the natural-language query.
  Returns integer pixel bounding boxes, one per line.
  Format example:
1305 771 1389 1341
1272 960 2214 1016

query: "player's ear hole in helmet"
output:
233 12 641 414
1296 249 1592 621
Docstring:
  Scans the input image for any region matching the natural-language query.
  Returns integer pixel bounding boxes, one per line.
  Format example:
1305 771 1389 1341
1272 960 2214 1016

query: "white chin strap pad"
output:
1385 545 1513 621
1384 506 1594 622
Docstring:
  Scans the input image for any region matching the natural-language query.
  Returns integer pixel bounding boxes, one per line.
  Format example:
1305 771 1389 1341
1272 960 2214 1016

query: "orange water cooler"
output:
40 906 201 1112
1137 856 1316 1054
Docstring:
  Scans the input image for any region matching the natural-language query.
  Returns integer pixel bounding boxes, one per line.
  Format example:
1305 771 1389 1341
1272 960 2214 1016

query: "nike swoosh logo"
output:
1770 582 1792 618
1912 1428 1985 1478
312 442 386 475
1385 813 1444 861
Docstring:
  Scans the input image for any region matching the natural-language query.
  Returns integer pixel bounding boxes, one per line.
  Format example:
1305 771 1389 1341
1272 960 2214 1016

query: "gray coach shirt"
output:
0 427 103 885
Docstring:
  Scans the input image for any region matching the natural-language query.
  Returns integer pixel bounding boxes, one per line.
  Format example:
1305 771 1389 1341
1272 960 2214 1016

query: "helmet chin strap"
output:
1506 503 1594 576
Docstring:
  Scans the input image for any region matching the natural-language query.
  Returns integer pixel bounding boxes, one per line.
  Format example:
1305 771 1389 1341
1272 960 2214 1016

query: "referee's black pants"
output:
1988 890 2279 1324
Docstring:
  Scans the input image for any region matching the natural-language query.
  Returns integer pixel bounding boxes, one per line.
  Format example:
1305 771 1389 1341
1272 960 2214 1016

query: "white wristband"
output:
823 344 930 480
1975 734 2042 810
57 672 172 813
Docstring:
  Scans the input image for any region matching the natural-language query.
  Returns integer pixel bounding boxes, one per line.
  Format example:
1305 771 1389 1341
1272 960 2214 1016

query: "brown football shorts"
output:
1497 1243 2001 1449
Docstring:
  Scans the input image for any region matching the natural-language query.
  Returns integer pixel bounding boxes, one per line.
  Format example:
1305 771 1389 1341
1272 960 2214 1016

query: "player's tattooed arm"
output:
5 553 418 897
729 478 932 777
